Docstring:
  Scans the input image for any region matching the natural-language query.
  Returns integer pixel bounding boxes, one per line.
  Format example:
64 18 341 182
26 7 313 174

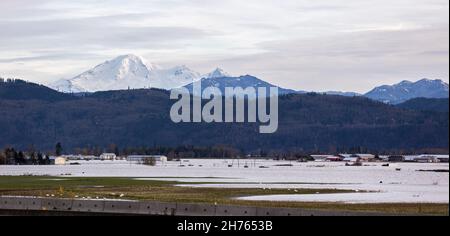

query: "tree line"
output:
0 142 63 165
71 143 448 159
0 147 51 165
2 142 448 165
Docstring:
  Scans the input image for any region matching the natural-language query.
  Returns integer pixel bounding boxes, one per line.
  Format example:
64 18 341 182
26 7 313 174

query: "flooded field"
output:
1 159 448 204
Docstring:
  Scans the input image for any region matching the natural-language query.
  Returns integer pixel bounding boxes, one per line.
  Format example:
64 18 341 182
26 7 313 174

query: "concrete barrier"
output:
139 201 176 216
0 196 393 216
71 199 105 213
256 207 290 216
103 200 140 214
41 198 73 212
215 205 258 216
19 197 43 211
255 207 333 216
0 196 43 211
1 197 19 210
175 203 217 216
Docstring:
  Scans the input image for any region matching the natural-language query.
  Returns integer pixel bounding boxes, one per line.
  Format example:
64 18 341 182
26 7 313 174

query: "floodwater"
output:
1 159 448 204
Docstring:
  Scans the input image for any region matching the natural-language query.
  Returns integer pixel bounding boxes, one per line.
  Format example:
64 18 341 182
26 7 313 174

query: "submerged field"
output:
0 176 448 215
0 159 448 215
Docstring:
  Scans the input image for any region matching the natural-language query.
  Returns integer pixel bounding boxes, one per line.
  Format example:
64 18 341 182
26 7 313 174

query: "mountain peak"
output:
49 55 203 92
115 54 143 61
109 54 159 72
109 54 145 67
397 80 413 85
205 67 231 79
184 74 297 97
416 78 448 86
171 65 193 73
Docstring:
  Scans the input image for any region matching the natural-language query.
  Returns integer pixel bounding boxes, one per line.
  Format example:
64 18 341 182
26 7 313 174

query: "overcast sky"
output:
0 0 448 92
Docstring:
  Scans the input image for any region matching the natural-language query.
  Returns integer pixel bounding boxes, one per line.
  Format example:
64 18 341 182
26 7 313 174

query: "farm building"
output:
339 154 376 162
417 155 449 163
50 156 67 165
127 155 168 162
433 155 449 163
326 156 343 162
100 153 117 160
354 154 376 161
415 156 437 163
62 155 98 160
388 155 405 162
404 155 419 162
311 155 329 161
343 157 361 163
403 155 449 163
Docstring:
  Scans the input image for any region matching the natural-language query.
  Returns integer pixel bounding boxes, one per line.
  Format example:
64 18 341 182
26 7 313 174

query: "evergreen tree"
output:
37 152 44 165
55 142 63 156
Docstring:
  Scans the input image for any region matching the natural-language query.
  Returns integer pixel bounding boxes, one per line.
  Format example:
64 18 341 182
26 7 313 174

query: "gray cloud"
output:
196 26 449 92
0 15 208 50
0 0 448 91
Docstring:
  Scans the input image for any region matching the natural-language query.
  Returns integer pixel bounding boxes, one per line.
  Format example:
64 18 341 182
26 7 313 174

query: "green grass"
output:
0 176 348 202
0 176 448 215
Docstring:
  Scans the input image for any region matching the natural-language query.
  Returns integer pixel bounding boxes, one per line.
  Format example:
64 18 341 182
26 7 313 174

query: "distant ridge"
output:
396 98 449 113
1 79 74 102
323 91 361 97
364 79 449 104
182 75 302 97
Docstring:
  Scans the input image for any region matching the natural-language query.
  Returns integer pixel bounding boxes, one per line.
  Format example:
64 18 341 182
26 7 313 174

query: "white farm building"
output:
100 153 117 160
49 156 67 165
127 155 168 163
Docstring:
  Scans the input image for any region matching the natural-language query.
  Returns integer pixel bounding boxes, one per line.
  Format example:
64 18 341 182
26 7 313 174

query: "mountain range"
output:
41 54 450 103
364 79 449 104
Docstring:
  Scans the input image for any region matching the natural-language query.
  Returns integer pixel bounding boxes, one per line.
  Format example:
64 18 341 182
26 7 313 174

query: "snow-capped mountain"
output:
151 65 201 90
183 75 299 97
364 79 449 104
203 68 231 79
50 79 87 93
50 55 201 92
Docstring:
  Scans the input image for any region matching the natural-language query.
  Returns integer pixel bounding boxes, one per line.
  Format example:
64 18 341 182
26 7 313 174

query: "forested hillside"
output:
0 81 448 153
